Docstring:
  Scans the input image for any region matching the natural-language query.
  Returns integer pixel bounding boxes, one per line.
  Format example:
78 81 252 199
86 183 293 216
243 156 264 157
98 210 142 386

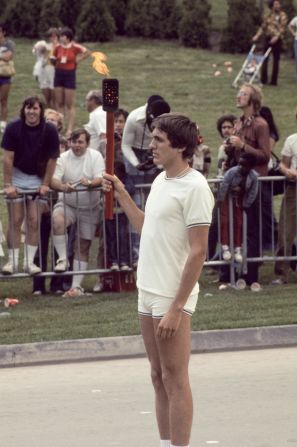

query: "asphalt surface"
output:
1 347 297 447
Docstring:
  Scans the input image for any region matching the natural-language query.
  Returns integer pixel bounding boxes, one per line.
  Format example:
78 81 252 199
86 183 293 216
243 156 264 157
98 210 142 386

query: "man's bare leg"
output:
140 315 170 441
154 313 193 446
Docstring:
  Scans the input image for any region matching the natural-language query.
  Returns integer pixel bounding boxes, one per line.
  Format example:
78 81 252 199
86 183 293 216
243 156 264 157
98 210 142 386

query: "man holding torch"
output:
103 113 214 447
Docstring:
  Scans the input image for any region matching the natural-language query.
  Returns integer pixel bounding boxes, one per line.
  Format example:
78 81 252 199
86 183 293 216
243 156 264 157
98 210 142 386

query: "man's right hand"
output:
102 173 125 198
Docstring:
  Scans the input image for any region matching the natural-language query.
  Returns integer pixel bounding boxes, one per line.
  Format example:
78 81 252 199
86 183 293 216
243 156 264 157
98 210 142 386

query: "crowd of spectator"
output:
0 15 297 295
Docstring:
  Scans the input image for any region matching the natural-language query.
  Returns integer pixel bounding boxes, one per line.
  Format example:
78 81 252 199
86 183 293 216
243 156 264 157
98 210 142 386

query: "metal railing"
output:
0 176 296 286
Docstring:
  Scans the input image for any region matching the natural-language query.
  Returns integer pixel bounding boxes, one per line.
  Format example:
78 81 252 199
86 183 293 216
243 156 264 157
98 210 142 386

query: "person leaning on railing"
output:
1 95 60 275
272 110 297 285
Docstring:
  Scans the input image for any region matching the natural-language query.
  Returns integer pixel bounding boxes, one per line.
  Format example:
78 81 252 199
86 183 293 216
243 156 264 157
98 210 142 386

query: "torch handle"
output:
105 111 115 219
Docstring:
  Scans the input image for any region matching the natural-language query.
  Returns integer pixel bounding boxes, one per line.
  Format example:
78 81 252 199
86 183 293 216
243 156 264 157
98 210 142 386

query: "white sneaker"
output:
54 258 68 273
234 252 243 263
120 263 130 271
2 261 16 275
25 263 41 275
93 278 104 293
222 249 232 261
234 247 243 263
110 263 119 271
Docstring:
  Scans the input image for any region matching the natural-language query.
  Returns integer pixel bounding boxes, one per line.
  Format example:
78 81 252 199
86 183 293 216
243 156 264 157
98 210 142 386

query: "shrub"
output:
125 0 149 37
179 0 211 48
59 0 82 32
2 0 41 38
38 0 62 37
108 0 129 35
125 0 181 39
221 0 261 53
75 0 115 42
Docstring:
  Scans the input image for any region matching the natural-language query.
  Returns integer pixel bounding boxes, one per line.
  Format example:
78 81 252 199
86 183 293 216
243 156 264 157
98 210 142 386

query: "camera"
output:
224 137 231 145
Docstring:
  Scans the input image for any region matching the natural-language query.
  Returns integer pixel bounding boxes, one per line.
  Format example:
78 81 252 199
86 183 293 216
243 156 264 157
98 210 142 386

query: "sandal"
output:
62 286 84 298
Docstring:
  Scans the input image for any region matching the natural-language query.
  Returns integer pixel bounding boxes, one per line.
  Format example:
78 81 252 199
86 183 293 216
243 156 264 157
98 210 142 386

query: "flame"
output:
91 52 110 76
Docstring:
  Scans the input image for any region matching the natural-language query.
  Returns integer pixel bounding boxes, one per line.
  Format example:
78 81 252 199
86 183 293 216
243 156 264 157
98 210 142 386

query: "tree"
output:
2 0 41 38
125 0 181 39
38 0 62 37
221 0 261 53
125 0 148 37
59 0 82 31
108 0 129 35
179 0 211 48
76 0 115 42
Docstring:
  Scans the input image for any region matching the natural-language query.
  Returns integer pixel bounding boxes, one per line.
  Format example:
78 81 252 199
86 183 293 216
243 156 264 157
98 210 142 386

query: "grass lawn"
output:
0 37 297 345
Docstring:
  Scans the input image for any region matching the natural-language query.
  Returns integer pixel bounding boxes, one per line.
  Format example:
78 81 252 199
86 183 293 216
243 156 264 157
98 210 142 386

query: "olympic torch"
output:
102 78 119 219
91 52 119 219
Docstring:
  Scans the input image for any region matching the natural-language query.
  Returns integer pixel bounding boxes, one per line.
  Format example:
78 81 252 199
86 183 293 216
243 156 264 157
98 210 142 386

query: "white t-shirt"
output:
84 106 106 153
289 16 297 39
122 104 152 167
281 132 297 170
137 169 214 297
53 148 105 208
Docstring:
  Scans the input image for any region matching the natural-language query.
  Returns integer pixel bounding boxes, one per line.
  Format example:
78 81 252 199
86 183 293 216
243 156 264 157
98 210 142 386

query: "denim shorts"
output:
54 68 76 89
0 76 12 85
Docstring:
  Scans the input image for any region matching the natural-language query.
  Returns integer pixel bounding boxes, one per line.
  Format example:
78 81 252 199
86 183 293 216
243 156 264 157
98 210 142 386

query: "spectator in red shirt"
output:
52 27 90 137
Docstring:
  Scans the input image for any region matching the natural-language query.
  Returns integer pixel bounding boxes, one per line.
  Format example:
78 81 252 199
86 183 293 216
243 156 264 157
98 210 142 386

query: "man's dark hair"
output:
60 27 74 41
216 114 237 137
152 113 198 159
239 152 257 169
147 100 170 120
259 106 279 141
70 128 90 145
147 95 164 106
115 108 129 120
0 23 9 36
20 96 45 122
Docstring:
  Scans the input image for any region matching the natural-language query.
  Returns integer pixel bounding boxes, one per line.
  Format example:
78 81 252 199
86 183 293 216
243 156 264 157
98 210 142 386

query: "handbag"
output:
268 152 285 196
0 59 16 77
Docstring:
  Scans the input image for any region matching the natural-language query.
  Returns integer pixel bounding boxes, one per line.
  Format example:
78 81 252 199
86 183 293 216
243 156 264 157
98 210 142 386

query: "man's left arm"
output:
156 225 209 339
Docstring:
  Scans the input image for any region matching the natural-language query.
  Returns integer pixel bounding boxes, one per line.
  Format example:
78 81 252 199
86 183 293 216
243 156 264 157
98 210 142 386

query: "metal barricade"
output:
0 176 296 287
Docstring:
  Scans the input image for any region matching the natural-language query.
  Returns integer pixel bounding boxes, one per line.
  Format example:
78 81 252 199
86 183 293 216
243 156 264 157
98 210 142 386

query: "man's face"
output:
236 86 251 110
85 96 96 113
24 102 42 127
221 120 234 138
45 112 59 129
149 128 181 168
115 114 126 135
71 133 88 157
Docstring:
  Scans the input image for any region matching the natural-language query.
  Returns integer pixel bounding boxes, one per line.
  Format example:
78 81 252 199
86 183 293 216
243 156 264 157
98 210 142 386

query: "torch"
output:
102 78 119 220
91 52 119 220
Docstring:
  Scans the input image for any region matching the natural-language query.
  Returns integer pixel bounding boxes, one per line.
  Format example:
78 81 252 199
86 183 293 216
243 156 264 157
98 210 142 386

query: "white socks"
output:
8 248 19 267
160 441 189 447
53 234 67 260
71 259 88 289
23 244 38 267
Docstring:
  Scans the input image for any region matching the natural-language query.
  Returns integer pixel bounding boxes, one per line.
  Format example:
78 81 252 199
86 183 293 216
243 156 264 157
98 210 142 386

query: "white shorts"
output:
53 201 100 240
39 64 54 89
138 288 198 319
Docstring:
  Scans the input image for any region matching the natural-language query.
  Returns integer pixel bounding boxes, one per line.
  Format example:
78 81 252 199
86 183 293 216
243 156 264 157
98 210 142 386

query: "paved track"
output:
1 347 296 447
